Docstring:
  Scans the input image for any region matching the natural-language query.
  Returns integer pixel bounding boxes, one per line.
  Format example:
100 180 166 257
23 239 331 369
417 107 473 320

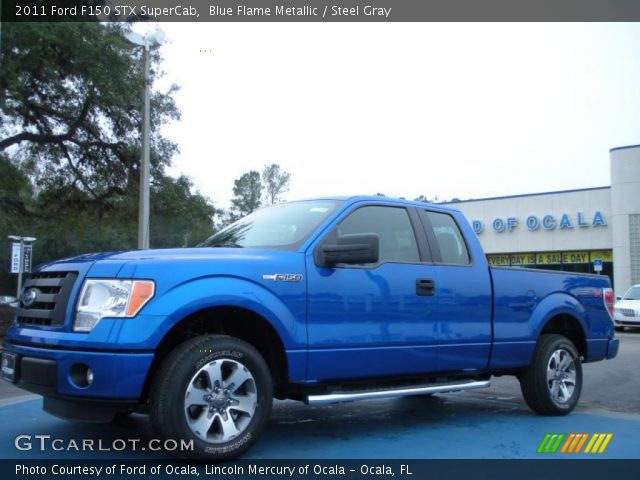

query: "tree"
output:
414 194 438 203
262 164 291 205
0 22 179 217
230 170 262 220
0 22 217 292
149 175 219 248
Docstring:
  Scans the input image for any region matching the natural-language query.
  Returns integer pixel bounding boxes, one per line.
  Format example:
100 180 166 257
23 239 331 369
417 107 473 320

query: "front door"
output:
305 204 440 382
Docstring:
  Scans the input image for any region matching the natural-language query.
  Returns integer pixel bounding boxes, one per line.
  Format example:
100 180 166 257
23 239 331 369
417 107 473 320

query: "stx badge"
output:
262 274 303 282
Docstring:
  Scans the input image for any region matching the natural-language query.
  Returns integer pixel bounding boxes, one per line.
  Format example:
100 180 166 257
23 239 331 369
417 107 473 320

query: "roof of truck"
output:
295 195 459 212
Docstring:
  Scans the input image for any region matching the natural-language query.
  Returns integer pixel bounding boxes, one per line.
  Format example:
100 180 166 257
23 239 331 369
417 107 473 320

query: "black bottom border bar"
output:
3 459 639 480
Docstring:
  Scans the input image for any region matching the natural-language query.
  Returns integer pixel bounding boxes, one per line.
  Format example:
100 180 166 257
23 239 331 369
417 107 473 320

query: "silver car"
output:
614 284 640 331
0 295 17 305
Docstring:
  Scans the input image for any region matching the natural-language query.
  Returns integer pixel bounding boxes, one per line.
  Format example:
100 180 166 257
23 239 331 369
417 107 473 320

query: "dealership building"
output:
447 144 640 295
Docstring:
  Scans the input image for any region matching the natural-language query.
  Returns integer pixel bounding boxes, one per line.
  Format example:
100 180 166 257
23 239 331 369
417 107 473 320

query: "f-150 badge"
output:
262 274 303 282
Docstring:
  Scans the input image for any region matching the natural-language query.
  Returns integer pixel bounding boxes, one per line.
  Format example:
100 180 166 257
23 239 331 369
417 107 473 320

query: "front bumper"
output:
613 307 640 326
613 316 640 327
1 342 154 420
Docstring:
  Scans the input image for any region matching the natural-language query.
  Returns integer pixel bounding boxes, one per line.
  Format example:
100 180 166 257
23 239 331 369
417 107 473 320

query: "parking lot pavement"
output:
468 331 640 415
1 394 638 459
1 332 638 459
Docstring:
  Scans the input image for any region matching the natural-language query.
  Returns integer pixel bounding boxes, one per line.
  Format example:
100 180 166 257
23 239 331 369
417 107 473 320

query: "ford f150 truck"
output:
1 196 619 459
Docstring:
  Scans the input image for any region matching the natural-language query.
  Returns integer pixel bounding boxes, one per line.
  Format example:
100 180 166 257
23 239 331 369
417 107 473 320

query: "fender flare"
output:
142 275 303 349
529 291 589 347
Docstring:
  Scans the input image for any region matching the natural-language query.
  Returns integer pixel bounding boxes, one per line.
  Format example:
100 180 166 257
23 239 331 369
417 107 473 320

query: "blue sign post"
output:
593 258 603 274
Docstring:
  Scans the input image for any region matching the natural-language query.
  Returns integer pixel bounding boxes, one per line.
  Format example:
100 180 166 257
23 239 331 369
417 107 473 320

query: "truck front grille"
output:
17 271 78 327
616 308 636 318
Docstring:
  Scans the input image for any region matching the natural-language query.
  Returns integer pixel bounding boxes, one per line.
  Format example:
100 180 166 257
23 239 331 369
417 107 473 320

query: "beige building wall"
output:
437 144 640 295
451 188 611 255
610 145 640 295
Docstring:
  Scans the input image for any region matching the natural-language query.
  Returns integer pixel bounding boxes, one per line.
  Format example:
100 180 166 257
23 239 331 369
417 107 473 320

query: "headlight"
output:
74 279 155 332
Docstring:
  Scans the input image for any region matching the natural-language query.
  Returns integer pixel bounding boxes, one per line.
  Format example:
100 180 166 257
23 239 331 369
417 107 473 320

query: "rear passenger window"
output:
337 206 420 263
425 211 471 265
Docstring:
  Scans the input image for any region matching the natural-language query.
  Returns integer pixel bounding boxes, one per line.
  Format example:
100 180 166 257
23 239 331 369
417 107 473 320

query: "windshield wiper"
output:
210 242 244 248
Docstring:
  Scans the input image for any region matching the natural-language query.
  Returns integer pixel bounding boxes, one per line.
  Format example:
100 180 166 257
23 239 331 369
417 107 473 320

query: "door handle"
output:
416 279 435 296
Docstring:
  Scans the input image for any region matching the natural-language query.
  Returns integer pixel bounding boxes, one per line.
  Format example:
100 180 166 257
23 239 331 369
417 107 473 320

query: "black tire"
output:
519 334 582 416
614 326 625 332
149 335 273 460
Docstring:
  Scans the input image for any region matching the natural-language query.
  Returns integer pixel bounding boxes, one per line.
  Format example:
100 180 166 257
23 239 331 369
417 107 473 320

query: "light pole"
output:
8 235 37 298
124 29 167 250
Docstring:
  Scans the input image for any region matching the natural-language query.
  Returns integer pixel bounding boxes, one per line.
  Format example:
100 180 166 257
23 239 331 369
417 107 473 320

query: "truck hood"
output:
44 247 279 265
34 247 306 305
37 247 303 282
97 247 273 262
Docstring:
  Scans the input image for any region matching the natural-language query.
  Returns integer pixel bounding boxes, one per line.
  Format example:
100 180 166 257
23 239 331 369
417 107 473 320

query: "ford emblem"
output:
22 288 38 308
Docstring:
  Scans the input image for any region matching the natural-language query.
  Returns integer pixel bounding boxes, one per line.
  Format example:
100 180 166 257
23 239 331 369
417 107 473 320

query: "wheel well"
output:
540 314 587 358
140 306 289 403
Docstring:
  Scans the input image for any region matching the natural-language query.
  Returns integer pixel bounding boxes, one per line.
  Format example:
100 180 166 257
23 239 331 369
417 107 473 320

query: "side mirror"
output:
317 233 379 267
616 296 622 301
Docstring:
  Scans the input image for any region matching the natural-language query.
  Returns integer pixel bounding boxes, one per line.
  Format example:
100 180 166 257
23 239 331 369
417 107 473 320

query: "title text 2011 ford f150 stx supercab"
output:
1 197 619 458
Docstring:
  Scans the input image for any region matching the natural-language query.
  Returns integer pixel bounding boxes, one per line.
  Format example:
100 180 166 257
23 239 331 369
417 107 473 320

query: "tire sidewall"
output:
155 337 273 459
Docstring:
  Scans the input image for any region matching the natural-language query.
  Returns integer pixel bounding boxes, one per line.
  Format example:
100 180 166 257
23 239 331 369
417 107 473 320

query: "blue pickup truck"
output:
1 196 619 459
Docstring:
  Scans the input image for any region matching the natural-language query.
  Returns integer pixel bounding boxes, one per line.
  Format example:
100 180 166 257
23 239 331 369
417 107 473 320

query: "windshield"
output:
623 286 640 300
199 200 342 250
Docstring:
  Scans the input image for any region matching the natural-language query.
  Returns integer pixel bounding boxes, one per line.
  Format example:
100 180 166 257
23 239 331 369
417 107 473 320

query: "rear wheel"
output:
519 334 582 416
149 335 273 459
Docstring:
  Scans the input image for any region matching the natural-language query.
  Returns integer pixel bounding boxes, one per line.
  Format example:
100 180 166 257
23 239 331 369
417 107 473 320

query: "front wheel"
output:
519 334 582 416
149 335 273 460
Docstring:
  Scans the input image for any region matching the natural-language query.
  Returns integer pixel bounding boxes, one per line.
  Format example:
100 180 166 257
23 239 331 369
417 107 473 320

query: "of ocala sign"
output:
472 211 607 234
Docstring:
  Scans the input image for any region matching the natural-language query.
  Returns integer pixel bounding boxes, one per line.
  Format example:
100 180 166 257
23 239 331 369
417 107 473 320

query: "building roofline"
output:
440 186 611 205
610 144 640 153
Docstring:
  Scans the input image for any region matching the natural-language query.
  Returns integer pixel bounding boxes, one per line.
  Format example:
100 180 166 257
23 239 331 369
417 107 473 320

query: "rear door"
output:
417 209 493 372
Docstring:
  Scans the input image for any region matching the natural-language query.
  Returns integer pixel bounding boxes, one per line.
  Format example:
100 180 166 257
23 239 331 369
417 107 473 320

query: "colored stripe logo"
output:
537 433 613 454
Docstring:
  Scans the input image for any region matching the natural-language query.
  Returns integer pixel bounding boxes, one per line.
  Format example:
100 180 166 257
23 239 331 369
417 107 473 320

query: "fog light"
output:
70 364 92 388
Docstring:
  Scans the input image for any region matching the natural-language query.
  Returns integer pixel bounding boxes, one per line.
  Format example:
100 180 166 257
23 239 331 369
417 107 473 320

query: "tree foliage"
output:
414 194 436 203
1 22 180 215
229 170 262 221
0 22 217 293
262 163 291 205
372 194 442 203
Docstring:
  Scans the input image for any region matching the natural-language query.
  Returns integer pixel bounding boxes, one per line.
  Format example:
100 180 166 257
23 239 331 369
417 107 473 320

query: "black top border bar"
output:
4 0 640 22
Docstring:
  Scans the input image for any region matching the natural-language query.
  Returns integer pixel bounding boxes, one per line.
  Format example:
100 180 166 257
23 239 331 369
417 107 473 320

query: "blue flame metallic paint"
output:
3 196 617 402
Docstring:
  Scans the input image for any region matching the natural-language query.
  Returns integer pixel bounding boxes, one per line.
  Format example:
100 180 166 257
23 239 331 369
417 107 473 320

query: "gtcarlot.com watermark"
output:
14 434 194 452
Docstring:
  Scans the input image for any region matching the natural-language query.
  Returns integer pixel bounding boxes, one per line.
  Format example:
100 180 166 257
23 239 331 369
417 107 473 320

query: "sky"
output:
139 22 640 209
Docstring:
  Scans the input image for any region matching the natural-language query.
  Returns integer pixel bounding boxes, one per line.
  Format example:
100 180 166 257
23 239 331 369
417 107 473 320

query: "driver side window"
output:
337 206 420 263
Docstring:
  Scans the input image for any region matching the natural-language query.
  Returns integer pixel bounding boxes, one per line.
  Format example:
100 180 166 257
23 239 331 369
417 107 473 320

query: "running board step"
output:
306 380 490 405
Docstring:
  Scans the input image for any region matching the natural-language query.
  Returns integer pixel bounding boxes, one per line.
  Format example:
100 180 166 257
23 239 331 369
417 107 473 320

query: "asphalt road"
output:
0 332 638 459
2 332 638 410
467 331 640 415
